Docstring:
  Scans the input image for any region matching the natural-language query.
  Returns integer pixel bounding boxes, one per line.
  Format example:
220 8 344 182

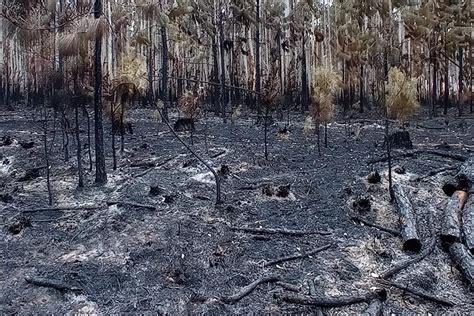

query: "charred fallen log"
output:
462 196 474 254
448 242 474 289
274 289 387 307
392 184 421 252
441 191 468 244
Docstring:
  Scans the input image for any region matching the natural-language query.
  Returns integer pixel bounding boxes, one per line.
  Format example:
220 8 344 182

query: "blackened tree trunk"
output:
161 25 169 121
432 48 438 117
301 32 308 112
443 34 449 115
359 64 364 113
212 36 219 115
75 103 84 187
458 47 463 116
255 0 261 121
93 0 107 184
219 2 226 122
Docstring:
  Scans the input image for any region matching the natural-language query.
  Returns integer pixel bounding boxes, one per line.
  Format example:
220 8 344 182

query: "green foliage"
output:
311 66 341 124
385 67 419 122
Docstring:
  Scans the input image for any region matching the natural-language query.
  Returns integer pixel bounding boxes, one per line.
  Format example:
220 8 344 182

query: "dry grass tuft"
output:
311 66 341 124
385 67 419 122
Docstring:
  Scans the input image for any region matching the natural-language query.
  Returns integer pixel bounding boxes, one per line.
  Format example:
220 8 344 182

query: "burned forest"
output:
1 0 473 314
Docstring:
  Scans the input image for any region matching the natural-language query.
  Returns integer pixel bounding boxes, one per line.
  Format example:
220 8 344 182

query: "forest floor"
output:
0 106 473 314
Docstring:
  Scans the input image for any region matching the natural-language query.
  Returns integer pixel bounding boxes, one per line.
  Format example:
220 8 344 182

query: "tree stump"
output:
384 130 412 149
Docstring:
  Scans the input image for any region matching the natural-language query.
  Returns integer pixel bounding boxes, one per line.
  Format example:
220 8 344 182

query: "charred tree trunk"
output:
432 48 438 117
462 196 474 254
255 0 261 121
93 0 107 184
75 103 84 187
42 108 53 205
301 33 308 112
392 183 421 252
448 242 474 288
111 101 117 170
443 34 449 116
212 36 219 115
219 2 226 122
359 64 364 113
161 25 169 121
440 190 467 243
458 47 463 116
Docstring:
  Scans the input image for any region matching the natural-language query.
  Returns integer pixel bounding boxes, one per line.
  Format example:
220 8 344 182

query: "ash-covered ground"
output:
1 107 473 314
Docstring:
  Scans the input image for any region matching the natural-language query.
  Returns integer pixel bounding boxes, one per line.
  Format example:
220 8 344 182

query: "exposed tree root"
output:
274 289 387 307
264 244 333 267
379 217 436 279
378 279 454 307
230 226 331 236
25 277 82 292
222 275 279 303
351 215 401 237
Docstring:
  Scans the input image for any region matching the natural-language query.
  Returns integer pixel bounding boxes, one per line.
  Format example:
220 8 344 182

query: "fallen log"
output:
378 279 454 307
362 298 384 316
449 242 474 288
368 150 467 165
264 244 332 267
457 156 474 190
380 214 436 279
23 205 103 214
351 215 401 237
222 275 279 303
392 184 421 252
462 196 474 253
230 226 331 236
412 166 458 182
25 277 81 292
440 191 468 243
274 289 387 307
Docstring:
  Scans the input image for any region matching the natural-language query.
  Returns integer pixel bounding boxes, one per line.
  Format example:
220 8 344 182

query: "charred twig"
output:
276 281 300 293
107 201 156 211
230 226 331 236
274 289 386 307
222 275 279 303
23 205 103 214
351 215 401 237
25 277 81 292
210 150 227 159
380 214 436 279
264 244 332 267
378 279 454 307
412 166 458 181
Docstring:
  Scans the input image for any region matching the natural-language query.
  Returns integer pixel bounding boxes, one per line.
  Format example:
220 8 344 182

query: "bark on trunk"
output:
448 242 474 288
440 190 467 243
392 183 421 252
462 196 474 254
93 0 107 184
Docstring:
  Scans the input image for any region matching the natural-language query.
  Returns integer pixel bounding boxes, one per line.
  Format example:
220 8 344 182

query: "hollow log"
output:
441 191 468 243
462 196 474 254
392 184 421 252
448 242 474 288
